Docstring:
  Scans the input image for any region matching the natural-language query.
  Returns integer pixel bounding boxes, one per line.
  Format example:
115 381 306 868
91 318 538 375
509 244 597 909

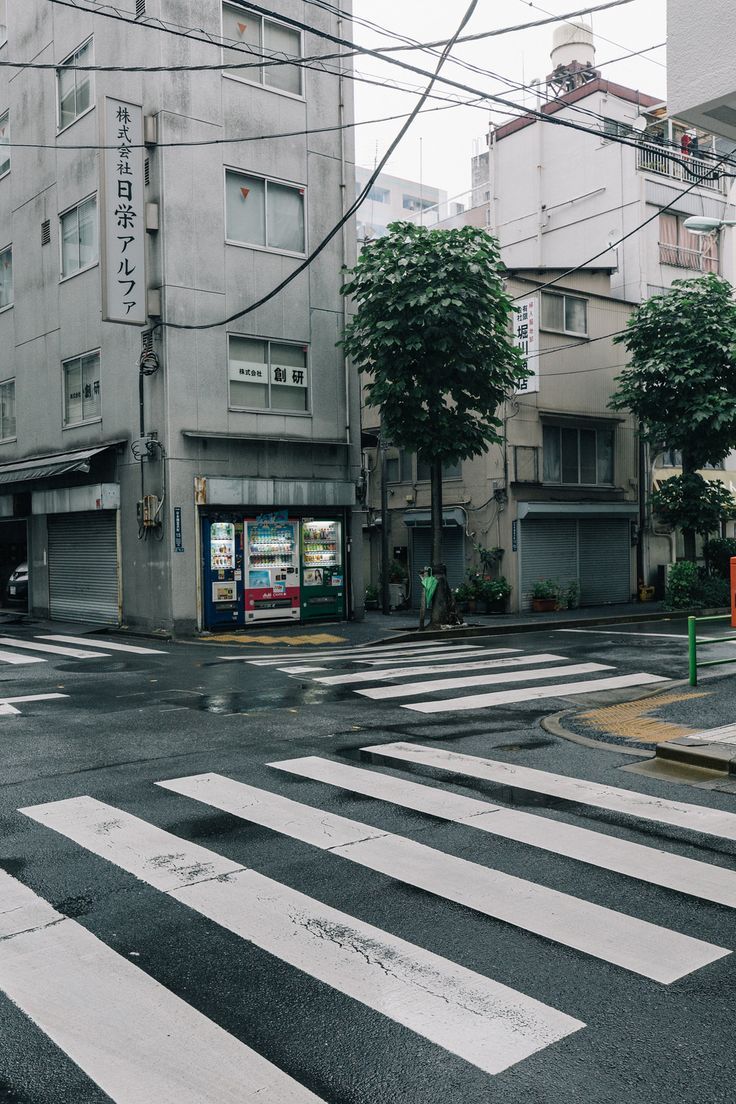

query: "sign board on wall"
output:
514 296 539 394
102 98 146 325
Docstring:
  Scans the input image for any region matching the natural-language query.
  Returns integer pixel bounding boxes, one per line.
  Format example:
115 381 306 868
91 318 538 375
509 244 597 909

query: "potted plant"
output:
564 580 580 610
454 581 474 615
364 583 379 610
482 576 512 613
531 578 560 612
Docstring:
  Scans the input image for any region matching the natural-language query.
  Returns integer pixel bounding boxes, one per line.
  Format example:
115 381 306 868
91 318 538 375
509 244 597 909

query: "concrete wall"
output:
668 0 736 141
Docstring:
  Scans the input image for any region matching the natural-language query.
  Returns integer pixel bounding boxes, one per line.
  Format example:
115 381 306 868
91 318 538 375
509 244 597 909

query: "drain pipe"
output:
337 9 351 453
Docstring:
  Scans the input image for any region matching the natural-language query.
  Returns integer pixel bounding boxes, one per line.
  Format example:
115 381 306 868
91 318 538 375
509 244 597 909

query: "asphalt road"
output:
1 618 735 1104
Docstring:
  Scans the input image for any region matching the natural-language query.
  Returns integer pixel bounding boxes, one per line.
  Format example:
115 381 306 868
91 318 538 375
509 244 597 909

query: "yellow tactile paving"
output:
577 691 710 744
204 632 347 646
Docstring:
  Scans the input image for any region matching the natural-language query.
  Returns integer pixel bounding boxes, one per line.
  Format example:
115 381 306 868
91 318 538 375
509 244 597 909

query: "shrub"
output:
705 537 736 580
699 574 730 608
531 578 560 600
665 561 730 610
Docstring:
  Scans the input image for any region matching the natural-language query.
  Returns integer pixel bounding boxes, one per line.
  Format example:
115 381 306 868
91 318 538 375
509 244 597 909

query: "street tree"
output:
341 222 528 622
610 273 736 560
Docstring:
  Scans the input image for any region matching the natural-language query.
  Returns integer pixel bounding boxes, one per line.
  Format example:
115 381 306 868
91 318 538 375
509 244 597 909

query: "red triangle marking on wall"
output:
240 187 250 200
237 22 247 34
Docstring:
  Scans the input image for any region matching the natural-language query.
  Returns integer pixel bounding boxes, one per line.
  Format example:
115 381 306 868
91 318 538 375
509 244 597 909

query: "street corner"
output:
197 630 348 647
545 688 712 752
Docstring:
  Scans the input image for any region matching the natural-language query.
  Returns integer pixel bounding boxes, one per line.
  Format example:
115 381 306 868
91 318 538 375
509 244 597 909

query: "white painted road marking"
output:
363 742 736 842
0 870 324 1104
357 662 614 701
314 653 566 686
0 637 109 660
40 635 169 655
19 796 583 1075
0 693 69 715
236 641 486 662
359 648 519 666
277 666 330 674
154 774 727 984
402 672 668 712
0 649 45 666
240 644 487 666
270 757 736 910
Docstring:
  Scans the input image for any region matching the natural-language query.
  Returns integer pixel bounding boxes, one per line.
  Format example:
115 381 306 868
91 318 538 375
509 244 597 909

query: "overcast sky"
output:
351 0 667 202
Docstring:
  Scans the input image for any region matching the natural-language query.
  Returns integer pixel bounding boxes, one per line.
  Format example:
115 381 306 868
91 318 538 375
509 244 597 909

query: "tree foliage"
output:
651 474 736 535
340 223 529 464
610 274 736 469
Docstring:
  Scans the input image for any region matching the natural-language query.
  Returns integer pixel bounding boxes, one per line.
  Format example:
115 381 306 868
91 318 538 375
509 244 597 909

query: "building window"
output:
366 185 390 204
602 117 634 141
60 196 97 278
57 38 93 131
228 335 308 412
402 194 434 213
541 292 588 336
221 3 302 96
543 424 614 485
0 0 6 47
0 245 11 309
386 450 461 482
63 352 101 426
0 379 14 439
659 212 718 273
225 169 305 254
416 454 461 481
0 110 9 176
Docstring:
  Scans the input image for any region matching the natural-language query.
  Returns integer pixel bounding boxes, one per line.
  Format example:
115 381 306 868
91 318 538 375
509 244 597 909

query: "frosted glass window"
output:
58 39 93 130
264 22 302 94
229 336 308 411
64 352 100 425
222 4 303 95
226 170 304 253
222 2 262 83
0 1 6 47
0 246 11 308
0 380 14 439
541 292 587 336
267 181 305 252
0 111 9 176
60 196 97 277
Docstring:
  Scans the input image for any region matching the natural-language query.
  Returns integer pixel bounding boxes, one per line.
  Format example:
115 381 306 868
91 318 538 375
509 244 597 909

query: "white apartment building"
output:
0 0 361 634
354 167 455 243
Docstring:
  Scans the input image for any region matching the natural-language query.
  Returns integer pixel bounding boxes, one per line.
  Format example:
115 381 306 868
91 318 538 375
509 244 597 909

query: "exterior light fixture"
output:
683 216 736 235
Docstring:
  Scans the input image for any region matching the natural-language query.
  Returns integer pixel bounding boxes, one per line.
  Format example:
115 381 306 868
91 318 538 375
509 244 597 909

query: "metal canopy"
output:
0 445 120 486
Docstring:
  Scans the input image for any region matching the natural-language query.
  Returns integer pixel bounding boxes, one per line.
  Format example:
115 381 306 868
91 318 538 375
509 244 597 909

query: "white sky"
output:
352 0 667 202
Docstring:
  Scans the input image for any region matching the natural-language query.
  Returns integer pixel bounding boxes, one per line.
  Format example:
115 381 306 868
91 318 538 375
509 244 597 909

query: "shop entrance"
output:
0 518 28 614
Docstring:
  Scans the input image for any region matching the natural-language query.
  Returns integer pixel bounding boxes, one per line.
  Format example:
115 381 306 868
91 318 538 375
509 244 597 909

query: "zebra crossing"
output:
0 633 167 667
5 747 734 1101
236 639 668 713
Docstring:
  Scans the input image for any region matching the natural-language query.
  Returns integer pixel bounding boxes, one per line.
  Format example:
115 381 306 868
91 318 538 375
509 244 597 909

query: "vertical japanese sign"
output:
103 98 145 325
514 296 539 394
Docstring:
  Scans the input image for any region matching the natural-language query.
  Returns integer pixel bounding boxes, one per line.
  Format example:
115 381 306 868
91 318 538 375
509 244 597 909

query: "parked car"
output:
5 562 28 605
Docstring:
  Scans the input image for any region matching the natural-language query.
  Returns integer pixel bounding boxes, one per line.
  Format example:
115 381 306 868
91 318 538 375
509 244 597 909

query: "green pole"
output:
688 616 698 686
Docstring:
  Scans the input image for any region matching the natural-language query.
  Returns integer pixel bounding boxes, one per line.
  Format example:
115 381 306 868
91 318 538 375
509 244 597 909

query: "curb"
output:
541 710 652 757
656 739 736 774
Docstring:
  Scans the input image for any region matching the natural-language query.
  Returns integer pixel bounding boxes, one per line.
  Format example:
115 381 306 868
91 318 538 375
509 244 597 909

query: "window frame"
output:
61 349 102 428
58 193 99 282
0 0 6 49
541 291 588 337
542 423 615 487
227 333 311 415
0 109 9 178
224 167 307 257
221 2 305 100
56 36 95 135
0 243 12 311
0 377 15 442
385 450 462 483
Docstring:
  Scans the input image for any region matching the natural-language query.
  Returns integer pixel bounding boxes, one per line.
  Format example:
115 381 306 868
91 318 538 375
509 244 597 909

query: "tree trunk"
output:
681 448 697 563
379 438 391 614
430 457 443 569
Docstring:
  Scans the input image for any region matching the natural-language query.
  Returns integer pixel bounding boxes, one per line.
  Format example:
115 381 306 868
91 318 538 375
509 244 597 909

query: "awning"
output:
402 508 466 528
518 501 638 521
0 444 120 486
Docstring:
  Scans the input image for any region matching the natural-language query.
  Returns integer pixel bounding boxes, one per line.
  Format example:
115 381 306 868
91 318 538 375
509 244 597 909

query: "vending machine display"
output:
300 519 345 621
202 518 245 628
245 517 300 623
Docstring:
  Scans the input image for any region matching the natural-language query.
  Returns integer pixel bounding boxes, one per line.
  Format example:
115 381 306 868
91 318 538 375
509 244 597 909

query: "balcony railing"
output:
637 143 726 193
658 242 719 273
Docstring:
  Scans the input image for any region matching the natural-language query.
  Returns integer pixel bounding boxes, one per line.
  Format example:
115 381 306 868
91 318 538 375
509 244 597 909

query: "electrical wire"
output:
516 0 666 68
155 0 481 332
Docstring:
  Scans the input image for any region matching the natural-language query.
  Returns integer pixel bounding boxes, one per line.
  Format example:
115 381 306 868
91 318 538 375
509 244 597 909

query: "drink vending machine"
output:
245 515 301 623
202 518 245 628
300 518 344 621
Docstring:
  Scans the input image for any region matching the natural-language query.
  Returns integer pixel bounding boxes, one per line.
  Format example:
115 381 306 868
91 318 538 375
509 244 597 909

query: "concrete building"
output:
355 167 458 244
668 0 736 146
0 0 361 633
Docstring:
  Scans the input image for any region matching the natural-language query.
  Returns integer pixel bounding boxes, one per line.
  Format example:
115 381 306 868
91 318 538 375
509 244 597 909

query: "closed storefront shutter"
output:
409 528 465 608
520 520 578 609
48 512 120 625
579 518 631 605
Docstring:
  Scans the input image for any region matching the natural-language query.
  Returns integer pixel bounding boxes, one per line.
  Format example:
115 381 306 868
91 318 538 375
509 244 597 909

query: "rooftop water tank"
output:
550 21 596 70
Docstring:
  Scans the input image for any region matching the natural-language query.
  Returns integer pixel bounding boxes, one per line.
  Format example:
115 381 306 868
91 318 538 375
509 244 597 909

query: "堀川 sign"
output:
514 296 539 394
103 98 145 326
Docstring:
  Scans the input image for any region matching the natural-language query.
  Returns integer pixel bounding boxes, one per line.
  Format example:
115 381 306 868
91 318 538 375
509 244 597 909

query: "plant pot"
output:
466 599 477 614
487 598 508 614
365 599 379 610
532 597 558 612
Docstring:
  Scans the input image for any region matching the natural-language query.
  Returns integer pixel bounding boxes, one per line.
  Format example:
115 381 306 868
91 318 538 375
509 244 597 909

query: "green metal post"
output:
688 616 698 686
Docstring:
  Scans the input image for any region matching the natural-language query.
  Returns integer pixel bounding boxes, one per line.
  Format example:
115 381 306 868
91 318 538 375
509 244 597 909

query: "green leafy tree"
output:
610 274 736 559
651 474 736 537
340 223 528 619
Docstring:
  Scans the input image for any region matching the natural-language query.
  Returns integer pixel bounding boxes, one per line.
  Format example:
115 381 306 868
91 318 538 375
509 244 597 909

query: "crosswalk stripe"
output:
316 653 569 687
236 641 483 661
0 693 68 714
39 635 169 655
19 796 582 1075
0 649 45 666
153 774 727 984
0 637 109 660
239 644 486 665
0 869 325 1104
278 666 330 674
362 742 736 842
359 648 519 666
357 662 614 701
402 672 668 712
269 757 736 910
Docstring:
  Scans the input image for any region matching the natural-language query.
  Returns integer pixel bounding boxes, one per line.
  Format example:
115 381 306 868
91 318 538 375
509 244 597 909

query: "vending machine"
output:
244 515 301 623
202 518 245 628
300 518 345 621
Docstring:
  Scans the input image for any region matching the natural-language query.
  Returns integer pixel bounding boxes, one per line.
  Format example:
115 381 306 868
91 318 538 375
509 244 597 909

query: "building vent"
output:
41 219 51 246
136 0 146 17
144 157 150 186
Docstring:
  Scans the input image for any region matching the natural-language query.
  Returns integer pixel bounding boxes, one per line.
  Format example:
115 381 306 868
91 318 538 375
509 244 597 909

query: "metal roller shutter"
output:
48 512 120 625
520 519 578 610
579 518 631 604
409 528 466 608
